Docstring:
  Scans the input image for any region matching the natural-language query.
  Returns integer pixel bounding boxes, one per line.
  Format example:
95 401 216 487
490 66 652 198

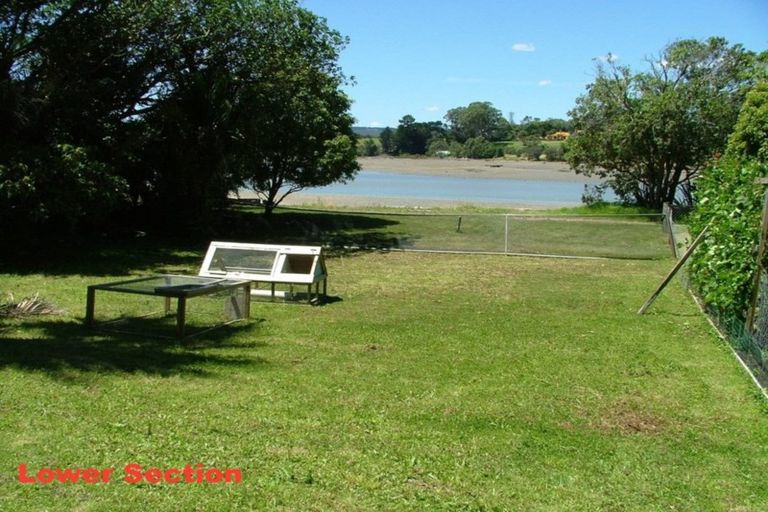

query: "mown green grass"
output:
229 204 670 259
1 239 767 510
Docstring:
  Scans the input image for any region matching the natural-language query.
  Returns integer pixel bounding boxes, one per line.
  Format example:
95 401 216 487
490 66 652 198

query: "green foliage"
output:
392 115 446 155
581 184 608 206
510 116 571 139
689 82 768 319
460 136 497 159
568 37 764 209
727 81 768 161
444 101 509 142
231 0 358 214
543 143 564 161
379 127 395 154
359 137 380 156
688 159 765 319
0 144 128 236
426 137 450 156
520 139 545 160
0 0 358 230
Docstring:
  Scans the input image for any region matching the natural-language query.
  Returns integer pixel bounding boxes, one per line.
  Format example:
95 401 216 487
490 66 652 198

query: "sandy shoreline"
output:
276 193 570 210
235 156 600 209
357 156 598 182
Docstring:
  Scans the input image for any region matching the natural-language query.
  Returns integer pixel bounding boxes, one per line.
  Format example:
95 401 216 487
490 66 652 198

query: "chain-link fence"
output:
668 209 768 386
256 207 671 260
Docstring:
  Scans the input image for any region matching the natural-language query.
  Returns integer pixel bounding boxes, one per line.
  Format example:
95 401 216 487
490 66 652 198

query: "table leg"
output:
85 287 96 327
243 283 251 319
164 276 172 315
176 297 187 338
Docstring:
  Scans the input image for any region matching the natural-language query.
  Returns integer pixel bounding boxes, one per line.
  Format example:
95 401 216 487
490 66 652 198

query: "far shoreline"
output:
234 156 604 210
356 156 601 183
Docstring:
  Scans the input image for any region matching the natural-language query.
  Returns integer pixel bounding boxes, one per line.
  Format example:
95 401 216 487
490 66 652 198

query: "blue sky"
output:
301 0 768 128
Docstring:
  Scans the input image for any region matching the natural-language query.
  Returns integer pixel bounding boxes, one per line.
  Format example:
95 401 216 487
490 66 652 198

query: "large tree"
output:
392 115 445 155
0 0 359 232
228 0 359 216
567 37 765 209
0 1 159 234
444 101 509 143
379 127 395 155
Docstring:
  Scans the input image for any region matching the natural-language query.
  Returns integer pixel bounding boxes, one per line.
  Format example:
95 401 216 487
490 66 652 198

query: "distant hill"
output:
353 126 385 137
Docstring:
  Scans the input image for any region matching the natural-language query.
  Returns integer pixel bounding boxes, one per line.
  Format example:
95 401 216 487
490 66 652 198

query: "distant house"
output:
546 131 570 141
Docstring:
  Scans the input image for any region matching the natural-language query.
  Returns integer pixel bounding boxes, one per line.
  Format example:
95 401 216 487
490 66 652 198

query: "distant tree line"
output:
364 102 572 160
0 0 358 241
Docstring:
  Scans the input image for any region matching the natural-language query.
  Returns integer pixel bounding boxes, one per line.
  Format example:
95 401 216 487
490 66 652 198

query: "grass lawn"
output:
226 204 671 260
1 232 767 510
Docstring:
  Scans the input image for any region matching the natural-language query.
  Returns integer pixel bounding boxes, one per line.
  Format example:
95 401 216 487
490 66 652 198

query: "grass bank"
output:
226 202 670 259
1 230 767 509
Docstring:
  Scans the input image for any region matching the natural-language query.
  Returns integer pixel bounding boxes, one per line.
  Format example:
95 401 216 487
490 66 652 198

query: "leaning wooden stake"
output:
637 224 710 315
745 180 768 331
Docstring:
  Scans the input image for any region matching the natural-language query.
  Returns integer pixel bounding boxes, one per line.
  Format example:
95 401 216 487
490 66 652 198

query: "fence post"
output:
746 179 768 331
662 202 673 234
504 214 509 256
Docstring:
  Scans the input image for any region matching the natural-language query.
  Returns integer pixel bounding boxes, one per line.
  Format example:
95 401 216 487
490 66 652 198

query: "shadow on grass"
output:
225 200 410 253
1 236 207 277
2 202 408 276
0 317 268 379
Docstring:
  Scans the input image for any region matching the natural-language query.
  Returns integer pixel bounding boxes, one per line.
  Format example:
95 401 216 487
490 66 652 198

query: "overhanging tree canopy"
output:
0 0 359 234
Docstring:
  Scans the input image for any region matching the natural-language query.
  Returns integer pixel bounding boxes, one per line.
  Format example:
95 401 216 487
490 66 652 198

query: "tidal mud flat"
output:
236 157 606 208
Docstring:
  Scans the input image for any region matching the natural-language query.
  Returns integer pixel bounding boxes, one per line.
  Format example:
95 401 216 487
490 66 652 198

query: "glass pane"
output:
99 275 225 293
207 248 276 275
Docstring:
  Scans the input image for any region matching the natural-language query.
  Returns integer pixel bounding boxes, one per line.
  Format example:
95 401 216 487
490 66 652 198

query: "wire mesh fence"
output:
670 212 768 386
747 270 768 378
259 207 671 260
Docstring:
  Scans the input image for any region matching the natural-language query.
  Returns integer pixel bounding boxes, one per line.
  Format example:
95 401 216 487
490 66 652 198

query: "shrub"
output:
359 137 380 156
0 144 128 236
688 158 765 319
543 144 564 161
462 137 497 159
581 184 607 206
520 140 545 160
427 138 450 156
688 83 768 320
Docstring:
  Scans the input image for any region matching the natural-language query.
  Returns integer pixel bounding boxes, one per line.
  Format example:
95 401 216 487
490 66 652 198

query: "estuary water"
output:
295 169 615 207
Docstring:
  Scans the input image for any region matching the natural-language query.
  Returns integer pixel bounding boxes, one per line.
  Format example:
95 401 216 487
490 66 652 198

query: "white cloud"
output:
425 105 440 112
538 80 552 86
512 43 536 52
369 121 382 128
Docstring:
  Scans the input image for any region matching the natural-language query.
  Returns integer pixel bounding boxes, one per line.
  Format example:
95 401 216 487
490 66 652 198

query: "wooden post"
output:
85 287 96 327
745 179 768 331
456 216 462 233
637 224 709 314
175 297 187 338
504 214 509 255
